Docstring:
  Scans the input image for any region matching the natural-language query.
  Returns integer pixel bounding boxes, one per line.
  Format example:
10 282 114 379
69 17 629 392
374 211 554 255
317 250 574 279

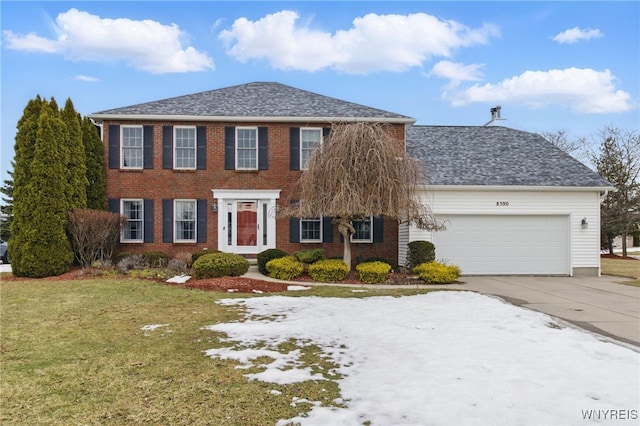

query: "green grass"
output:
0 277 433 425
601 257 640 286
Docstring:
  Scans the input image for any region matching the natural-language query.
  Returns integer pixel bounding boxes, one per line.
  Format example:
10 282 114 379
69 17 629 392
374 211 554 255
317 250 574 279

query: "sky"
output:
201 291 640 425
1 1 639 186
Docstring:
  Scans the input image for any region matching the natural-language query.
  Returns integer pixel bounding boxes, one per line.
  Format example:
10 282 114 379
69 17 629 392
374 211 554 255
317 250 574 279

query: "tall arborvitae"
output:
11 101 74 277
9 96 45 273
61 98 88 209
82 117 107 210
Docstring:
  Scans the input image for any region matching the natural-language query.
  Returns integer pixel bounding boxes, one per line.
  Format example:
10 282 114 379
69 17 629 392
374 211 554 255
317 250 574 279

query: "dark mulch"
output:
601 253 639 261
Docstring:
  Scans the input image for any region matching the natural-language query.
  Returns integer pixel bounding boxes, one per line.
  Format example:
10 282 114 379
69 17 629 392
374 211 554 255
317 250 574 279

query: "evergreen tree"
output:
0 167 13 240
61 98 88 209
82 117 107 210
10 102 74 277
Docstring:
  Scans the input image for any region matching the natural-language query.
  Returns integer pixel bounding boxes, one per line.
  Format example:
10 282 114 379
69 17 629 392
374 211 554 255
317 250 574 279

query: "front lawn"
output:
0 277 430 425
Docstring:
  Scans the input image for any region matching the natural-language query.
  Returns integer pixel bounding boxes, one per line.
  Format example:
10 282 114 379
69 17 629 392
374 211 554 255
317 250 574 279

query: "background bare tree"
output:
588 126 640 256
282 122 442 269
540 129 586 160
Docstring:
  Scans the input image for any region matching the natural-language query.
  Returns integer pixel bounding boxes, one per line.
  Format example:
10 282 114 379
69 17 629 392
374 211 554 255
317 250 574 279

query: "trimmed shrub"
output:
407 240 436 269
174 251 193 268
266 256 304 281
308 259 349 282
363 256 392 266
294 248 325 264
415 261 460 284
191 249 221 265
142 251 169 268
192 253 250 279
117 254 145 273
115 252 135 264
167 259 188 274
257 248 289 275
356 261 392 284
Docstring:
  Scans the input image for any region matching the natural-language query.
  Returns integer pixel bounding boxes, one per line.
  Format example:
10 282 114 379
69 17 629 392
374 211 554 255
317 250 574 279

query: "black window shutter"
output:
197 199 207 243
290 218 300 243
144 199 154 243
162 199 173 243
196 126 207 170
108 198 119 213
322 217 333 243
373 216 384 243
224 126 235 170
143 125 154 169
162 126 173 169
108 125 120 169
290 127 300 170
258 127 268 170
322 127 331 140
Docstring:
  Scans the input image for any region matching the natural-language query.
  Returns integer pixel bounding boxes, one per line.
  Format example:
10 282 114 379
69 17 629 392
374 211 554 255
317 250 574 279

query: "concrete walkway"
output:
245 270 640 348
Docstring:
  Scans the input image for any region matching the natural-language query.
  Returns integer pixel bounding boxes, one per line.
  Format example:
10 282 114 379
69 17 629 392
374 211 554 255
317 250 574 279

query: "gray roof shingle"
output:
406 125 612 188
90 81 414 123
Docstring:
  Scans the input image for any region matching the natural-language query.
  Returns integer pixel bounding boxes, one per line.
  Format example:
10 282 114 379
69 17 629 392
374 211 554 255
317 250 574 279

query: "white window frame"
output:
121 199 144 242
351 216 373 243
174 126 196 170
300 217 322 243
174 199 197 243
236 127 258 170
121 125 143 169
300 128 322 170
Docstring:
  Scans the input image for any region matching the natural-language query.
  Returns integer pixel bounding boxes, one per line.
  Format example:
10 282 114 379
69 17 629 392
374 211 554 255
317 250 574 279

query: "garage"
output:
433 215 570 275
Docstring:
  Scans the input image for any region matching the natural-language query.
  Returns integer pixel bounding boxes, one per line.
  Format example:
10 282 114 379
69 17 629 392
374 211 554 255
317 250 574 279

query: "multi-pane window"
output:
236 127 257 169
300 217 322 242
300 128 322 170
175 200 196 242
122 199 143 242
351 216 373 243
122 126 143 168
175 127 196 169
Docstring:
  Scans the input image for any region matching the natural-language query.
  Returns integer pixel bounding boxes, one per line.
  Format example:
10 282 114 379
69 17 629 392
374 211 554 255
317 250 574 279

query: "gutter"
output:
416 184 616 192
87 114 416 125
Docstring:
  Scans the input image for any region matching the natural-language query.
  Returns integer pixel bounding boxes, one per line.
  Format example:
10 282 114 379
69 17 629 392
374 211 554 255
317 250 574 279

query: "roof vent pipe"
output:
484 106 506 126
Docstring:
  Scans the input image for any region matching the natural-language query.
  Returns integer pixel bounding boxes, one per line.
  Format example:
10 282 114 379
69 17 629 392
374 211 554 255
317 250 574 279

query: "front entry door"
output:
236 201 258 248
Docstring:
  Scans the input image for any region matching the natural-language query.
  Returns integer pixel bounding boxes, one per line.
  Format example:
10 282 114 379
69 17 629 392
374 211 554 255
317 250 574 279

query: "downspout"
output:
89 118 104 141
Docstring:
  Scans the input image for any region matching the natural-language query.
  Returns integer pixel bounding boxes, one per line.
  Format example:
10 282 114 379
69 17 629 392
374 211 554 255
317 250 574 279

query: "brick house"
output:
89 82 413 266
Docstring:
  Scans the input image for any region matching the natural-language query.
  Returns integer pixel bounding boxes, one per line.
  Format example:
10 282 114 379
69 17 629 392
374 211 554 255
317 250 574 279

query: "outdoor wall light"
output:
211 200 218 213
581 217 588 229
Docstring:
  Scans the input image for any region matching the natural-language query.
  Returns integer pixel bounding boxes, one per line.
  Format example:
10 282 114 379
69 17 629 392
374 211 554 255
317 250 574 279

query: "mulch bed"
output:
1 267 419 293
600 253 639 260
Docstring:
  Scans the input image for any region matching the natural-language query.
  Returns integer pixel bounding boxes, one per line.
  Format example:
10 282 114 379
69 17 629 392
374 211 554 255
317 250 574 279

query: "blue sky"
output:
1 1 638 186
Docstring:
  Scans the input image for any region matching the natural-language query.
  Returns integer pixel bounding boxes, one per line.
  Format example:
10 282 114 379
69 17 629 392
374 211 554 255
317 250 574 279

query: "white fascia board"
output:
416 184 615 192
88 114 416 125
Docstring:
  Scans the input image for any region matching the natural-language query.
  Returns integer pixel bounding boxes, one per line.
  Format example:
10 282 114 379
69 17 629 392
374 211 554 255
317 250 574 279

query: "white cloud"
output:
430 60 484 87
448 68 636 114
73 75 101 82
553 27 603 44
219 10 499 74
3 8 214 74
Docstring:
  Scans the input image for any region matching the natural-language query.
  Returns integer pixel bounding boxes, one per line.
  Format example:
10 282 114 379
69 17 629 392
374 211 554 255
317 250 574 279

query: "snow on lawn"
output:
203 291 640 426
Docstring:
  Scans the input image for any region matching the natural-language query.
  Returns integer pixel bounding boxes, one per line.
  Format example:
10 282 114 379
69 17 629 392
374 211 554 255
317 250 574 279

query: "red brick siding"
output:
105 120 405 267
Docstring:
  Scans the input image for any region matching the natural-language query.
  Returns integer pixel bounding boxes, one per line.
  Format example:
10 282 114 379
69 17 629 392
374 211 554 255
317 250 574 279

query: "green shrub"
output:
308 259 349 282
257 248 289 275
192 253 249 279
191 249 220 264
115 252 135 264
266 256 304 280
142 251 169 268
416 261 460 284
363 256 392 266
356 261 392 284
294 248 325 264
407 240 435 269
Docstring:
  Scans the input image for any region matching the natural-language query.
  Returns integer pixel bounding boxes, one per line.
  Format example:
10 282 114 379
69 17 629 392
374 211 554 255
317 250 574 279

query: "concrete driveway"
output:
456 275 640 348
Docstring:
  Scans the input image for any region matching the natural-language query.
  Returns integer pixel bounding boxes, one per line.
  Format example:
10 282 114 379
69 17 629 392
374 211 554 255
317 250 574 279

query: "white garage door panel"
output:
433 215 569 275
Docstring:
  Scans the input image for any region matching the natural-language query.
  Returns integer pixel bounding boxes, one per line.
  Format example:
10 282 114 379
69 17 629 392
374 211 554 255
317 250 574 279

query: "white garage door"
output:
433 215 569 275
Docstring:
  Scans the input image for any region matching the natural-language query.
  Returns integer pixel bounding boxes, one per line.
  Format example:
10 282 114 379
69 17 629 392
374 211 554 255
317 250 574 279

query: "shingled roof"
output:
406 125 612 188
90 81 415 123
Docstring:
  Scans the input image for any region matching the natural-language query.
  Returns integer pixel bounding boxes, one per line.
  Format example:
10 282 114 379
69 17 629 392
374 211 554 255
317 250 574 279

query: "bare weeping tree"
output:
282 122 442 269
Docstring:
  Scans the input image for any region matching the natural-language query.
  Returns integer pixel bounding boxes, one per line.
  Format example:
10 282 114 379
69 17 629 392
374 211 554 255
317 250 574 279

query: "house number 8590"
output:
496 201 509 206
